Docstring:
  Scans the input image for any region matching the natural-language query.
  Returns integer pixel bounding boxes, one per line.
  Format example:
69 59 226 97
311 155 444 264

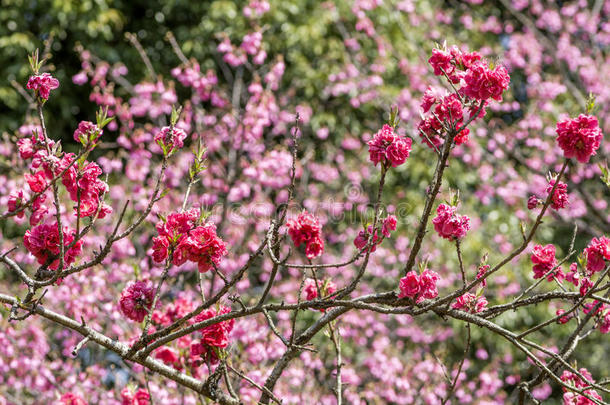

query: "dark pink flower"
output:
23 223 83 270
26 73 59 100
584 236 610 274
546 180 569 210
73 121 102 144
354 225 380 252
177 223 228 272
58 392 87 405
556 114 603 163
419 269 440 301
25 171 47 193
428 48 454 76
381 215 397 237
580 277 593 297
398 271 420 299
119 280 155 322
154 126 187 155
566 263 580 287
476 264 489 287
556 309 571 324
462 61 510 101
432 204 470 240
286 211 324 259
531 244 560 281
121 387 150 405
7 190 26 218
303 278 319 301
154 346 180 365
367 124 412 168
193 305 235 359
452 293 488 313
527 195 540 210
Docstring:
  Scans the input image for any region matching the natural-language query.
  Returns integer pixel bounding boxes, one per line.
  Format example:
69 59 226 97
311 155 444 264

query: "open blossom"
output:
176 223 228 272
556 309 571 324
286 211 324 259
560 368 602 404
25 170 47 193
563 390 602 405
26 73 59 100
381 214 397 237
432 204 470 240
119 280 155 322
600 312 610 334
191 305 235 365
354 225 380 252
154 126 187 155
121 387 151 405
584 236 610 274
462 61 510 101
546 179 569 210
531 244 562 281
58 392 88 405
367 124 412 168
152 210 228 273
452 293 488 313
566 263 580 286
556 114 603 163
23 223 83 270
580 277 594 297
303 278 337 301
398 269 439 303
73 121 102 144
154 346 180 365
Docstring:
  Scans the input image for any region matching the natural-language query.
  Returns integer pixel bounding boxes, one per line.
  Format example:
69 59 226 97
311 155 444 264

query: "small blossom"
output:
398 269 439 303
286 211 324 259
556 309 571 324
119 280 155 322
546 180 569 210
556 114 603 164
367 124 412 168
452 293 488 313
566 263 580 287
432 203 470 240
58 393 87 405
7 190 26 218
73 121 102 144
584 236 610 274
154 126 187 155
531 244 560 281
121 387 150 405
23 223 83 270
25 170 47 193
476 264 489 287
527 195 540 210
26 73 60 100
579 277 593 297
398 271 420 299
381 214 397 237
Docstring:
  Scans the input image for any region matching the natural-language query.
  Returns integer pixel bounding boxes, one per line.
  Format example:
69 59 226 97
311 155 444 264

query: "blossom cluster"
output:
286 211 325 259
367 124 412 168
432 203 470 240
119 280 155 323
151 209 228 273
398 269 440 303
26 73 60 100
23 223 83 270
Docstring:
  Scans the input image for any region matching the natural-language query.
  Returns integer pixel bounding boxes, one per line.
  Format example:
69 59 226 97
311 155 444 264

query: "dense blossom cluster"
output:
432 203 470 240
2 13 610 403
555 114 603 163
286 211 325 259
418 45 510 149
151 209 228 272
560 368 602 405
23 223 83 270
